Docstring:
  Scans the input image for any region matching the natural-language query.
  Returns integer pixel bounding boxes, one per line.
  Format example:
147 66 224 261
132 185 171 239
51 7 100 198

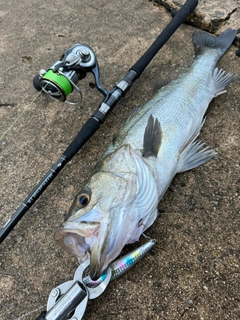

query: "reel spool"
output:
33 44 102 103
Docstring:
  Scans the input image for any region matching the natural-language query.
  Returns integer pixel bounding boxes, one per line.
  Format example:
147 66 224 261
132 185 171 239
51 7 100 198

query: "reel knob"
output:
33 74 42 92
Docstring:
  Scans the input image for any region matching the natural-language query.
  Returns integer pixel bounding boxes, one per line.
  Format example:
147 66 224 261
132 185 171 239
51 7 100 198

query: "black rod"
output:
131 0 198 77
0 0 198 244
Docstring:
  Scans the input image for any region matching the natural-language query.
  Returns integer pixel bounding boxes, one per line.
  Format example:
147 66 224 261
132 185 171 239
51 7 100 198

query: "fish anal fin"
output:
154 79 171 92
143 115 162 158
125 105 142 123
213 68 237 97
177 140 217 173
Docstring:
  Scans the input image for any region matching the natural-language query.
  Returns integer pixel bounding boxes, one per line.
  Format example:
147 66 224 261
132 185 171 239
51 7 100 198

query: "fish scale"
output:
55 28 237 280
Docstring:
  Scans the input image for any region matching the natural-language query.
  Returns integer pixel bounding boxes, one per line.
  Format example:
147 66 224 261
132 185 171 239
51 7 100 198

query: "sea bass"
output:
55 29 237 280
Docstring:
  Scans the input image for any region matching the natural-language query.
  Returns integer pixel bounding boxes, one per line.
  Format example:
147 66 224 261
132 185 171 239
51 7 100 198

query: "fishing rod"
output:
0 0 198 244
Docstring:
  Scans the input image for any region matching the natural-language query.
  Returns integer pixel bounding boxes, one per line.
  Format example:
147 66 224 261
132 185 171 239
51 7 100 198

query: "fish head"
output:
55 170 140 280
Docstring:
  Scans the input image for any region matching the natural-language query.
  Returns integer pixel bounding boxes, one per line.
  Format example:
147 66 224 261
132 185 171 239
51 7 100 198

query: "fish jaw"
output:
54 207 140 280
89 215 111 280
89 205 143 280
55 201 145 281
54 220 100 262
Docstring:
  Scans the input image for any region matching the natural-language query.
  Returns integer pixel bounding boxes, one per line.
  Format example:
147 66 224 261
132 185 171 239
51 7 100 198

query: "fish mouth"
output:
55 220 112 281
54 221 100 262
54 207 136 281
54 217 118 281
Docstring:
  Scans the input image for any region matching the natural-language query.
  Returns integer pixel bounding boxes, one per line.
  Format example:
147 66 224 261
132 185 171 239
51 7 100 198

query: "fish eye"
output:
78 194 90 206
76 186 92 208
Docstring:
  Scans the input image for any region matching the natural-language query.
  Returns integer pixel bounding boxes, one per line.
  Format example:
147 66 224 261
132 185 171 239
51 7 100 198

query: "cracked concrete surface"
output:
153 0 240 33
0 0 239 319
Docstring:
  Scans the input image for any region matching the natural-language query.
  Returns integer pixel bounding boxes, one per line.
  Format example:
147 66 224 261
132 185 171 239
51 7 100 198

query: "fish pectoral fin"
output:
177 140 217 173
213 68 237 97
143 115 162 158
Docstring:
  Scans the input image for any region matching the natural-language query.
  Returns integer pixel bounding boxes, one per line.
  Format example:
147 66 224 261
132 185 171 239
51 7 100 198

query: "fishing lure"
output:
83 239 156 288
40 239 156 320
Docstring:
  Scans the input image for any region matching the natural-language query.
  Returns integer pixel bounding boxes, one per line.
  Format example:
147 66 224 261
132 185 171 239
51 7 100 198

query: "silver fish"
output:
55 29 237 280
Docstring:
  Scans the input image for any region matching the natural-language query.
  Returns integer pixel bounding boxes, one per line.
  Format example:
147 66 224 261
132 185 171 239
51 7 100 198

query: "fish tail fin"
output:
193 28 237 57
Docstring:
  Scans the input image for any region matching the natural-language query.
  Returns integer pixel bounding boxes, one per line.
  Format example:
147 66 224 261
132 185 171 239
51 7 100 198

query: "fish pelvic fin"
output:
213 68 237 97
177 139 217 173
193 28 237 57
143 115 162 158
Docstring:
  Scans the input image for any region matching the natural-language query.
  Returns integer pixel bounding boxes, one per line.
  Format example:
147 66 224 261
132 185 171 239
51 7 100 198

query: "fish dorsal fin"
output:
143 115 162 158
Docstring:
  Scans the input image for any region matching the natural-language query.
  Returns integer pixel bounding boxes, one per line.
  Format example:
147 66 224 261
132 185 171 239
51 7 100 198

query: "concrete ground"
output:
158 0 240 33
0 0 239 319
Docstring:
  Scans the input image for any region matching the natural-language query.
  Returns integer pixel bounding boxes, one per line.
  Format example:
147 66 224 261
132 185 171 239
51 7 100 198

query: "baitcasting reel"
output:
33 44 108 103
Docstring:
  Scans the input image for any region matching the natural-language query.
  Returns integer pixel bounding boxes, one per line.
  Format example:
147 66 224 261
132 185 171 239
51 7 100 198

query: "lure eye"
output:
76 186 92 208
